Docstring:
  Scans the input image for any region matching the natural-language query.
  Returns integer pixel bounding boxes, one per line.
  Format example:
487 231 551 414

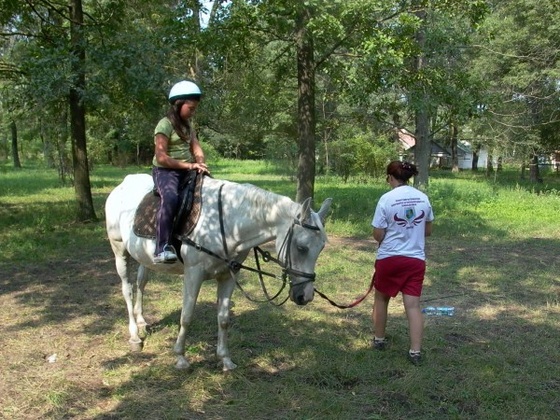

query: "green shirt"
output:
152 117 195 167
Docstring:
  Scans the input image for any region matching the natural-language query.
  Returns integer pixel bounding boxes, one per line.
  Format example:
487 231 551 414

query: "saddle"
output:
133 170 204 241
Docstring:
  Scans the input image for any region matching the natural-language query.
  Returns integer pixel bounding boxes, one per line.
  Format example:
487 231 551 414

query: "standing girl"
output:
371 161 434 365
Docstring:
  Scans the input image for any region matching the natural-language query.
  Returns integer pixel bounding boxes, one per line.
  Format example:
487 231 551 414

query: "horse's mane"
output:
214 179 327 237
234 183 299 222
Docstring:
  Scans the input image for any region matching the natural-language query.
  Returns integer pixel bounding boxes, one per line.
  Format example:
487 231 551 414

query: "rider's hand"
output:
192 162 209 174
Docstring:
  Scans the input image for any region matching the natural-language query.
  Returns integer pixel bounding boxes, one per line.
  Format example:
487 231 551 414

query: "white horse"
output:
105 173 332 370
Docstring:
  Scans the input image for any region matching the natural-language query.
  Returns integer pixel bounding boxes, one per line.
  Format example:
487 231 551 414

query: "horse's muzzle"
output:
289 281 315 305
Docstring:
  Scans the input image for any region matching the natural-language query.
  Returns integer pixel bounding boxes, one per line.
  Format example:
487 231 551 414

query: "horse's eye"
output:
297 245 308 253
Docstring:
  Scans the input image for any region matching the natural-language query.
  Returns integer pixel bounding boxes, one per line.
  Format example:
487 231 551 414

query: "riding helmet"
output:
168 80 202 103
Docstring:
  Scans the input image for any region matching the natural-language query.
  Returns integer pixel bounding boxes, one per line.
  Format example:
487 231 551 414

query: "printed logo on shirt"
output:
393 209 425 228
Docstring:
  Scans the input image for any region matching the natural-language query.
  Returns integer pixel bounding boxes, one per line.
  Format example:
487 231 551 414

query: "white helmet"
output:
168 80 202 103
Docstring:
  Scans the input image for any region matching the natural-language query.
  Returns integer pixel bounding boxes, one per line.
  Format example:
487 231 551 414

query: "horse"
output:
105 173 332 371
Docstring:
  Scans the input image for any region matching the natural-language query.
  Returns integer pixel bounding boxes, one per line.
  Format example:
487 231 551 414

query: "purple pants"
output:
152 167 189 254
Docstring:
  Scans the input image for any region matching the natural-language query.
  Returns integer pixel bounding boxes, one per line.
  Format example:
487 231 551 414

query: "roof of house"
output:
396 128 416 150
407 142 451 157
457 141 472 154
396 129 449 156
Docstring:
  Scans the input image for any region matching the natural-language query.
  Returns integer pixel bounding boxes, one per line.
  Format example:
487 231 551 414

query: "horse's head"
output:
279 198 332 305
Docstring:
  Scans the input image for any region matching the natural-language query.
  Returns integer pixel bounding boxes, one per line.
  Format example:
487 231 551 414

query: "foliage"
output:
1 0 558 194
471 0 560 154
329 130 397 181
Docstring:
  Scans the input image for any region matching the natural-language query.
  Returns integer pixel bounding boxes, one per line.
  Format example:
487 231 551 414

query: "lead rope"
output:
314 272 376 309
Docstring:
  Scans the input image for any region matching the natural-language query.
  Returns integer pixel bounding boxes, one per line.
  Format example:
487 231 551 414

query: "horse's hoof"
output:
175 357 190 370
221 359 237 372
129 340 143 352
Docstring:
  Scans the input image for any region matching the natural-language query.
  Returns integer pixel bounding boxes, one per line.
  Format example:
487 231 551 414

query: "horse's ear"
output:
299 197 313 222
317 198 333 224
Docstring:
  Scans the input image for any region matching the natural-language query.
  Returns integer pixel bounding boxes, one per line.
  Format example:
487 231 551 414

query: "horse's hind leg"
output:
134 264 150 337
111 241 143 352
216 274 237 371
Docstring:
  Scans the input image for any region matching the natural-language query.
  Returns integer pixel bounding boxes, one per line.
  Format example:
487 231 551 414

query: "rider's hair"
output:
387 161 418 183
167 99 195 143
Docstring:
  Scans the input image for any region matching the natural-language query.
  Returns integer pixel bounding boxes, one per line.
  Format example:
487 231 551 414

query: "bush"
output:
330 133 397 181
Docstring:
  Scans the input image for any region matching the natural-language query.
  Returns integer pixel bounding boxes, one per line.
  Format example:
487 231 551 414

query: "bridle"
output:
184 184 321 304
276 218 321 285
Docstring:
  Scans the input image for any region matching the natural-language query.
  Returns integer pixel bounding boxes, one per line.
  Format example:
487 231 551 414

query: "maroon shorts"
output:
374 256 426 297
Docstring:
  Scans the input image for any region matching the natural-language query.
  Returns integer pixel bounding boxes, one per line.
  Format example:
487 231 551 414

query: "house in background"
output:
455 141 489 169
395 128 489 170
539 151 560 172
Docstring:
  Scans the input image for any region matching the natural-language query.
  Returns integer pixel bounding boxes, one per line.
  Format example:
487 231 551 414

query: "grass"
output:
0 160 559 419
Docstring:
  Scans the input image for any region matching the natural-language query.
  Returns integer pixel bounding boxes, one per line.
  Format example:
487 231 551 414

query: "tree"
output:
0 0 192 217
0 0 97 219
201 1 398 200
10 119 21 168
329 1 487 187
411 6 431 189
471 0 560 180
200 0 325 201
69 0 96 221
294 4 316 202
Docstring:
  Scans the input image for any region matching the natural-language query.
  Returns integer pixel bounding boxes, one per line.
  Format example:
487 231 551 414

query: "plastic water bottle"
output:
422 306 455 316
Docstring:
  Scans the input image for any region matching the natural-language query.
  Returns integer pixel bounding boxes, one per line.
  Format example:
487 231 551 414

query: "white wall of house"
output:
458 147 488 169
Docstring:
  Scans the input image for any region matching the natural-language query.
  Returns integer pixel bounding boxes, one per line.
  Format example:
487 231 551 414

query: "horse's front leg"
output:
134 265 149 337
112 243 143 352
216 273 237 371
174 268 204 370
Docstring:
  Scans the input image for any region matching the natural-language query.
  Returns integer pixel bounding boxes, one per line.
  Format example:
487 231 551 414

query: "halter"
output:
184 184 321 300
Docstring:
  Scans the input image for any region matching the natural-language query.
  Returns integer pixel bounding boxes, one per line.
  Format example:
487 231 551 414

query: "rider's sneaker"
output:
153 245 178 264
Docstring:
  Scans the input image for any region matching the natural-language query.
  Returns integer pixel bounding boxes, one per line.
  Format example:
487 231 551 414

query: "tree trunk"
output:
57 110 71 184
40 119 56 168
472 146 479 171
414 108 431 188
450 121 459 173
411 8 430 189
69 0 97 221
187 0 202 79
319 79 336 175
295 6 316 203
1 132 7 160
529 153 540 182
10 120 22 169
486 153 493 176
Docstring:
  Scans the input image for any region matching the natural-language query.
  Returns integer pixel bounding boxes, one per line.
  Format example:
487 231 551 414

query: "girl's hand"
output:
192 162 209 174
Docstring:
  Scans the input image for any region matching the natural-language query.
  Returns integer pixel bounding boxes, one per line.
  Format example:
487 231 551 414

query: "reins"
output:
184 183 317 305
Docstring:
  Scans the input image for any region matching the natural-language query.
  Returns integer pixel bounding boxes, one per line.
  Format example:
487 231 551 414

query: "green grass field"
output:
0 160 559 419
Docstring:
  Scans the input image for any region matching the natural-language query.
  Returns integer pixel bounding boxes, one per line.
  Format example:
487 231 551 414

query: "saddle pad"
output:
133 193 159 239
133 172 204 240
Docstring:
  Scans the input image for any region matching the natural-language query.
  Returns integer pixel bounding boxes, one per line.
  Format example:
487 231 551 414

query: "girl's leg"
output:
372 289 391 339
403 293 423 352
153 167 181 254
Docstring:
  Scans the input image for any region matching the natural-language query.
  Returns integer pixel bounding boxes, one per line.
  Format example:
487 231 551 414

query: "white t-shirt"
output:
372 185 434 261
